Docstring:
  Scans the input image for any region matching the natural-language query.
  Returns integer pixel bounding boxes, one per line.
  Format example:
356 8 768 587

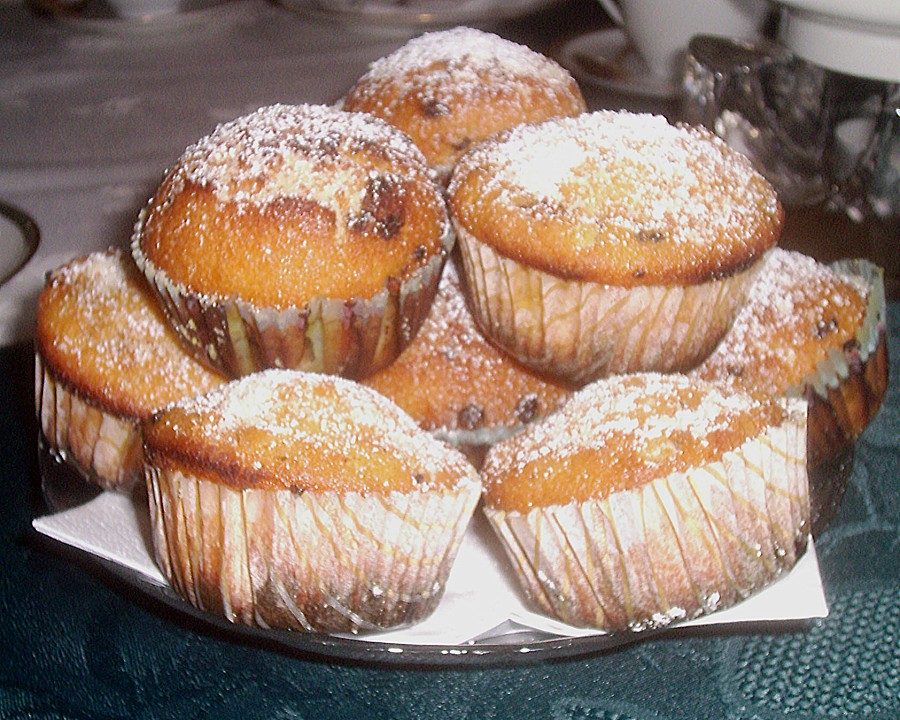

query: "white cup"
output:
103 0 221 17
104 0 180 16
596 0 771 82
30 0 218 17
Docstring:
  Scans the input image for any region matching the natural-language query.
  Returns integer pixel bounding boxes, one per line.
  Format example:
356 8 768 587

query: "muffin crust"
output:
35 250 225 421
343 27 586 177
483 373 787 513
449 111 782 287
695 249 869 393
137 103 450 310
143 369 477 494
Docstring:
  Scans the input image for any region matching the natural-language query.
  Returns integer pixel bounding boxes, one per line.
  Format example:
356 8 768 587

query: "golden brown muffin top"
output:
693 249 868 395
448 111 783 287
135 104 450 310
342 27 586 176
363 261 574 434
482 373 787 513
35 249 226 420
143 368 481 494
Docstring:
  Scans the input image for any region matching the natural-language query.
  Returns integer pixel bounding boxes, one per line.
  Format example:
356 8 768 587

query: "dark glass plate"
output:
35 435 642 665
35 434 824 667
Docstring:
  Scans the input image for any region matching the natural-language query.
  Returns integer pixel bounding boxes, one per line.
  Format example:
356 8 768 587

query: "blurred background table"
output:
1 0 898 716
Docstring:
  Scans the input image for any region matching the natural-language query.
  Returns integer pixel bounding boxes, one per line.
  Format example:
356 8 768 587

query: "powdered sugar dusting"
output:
694 248 868 393
482 371 788 508
351 27 576 101
413 261 482 352
490 373 762 471
172 103 431 207
363 260 572 432
167 369 475 490
449 111 780 250
38 250 225 417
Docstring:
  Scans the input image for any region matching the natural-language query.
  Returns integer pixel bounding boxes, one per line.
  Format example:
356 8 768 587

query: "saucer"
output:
277 0 558 29
27 0 244 36
276 0 557 29
0 202 39 288
556 28 677 102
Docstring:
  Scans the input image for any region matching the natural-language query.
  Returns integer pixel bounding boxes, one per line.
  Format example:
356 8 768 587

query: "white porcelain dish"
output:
774 0 900 81
555 28 677 101
0 202 39 288
277 0 559 29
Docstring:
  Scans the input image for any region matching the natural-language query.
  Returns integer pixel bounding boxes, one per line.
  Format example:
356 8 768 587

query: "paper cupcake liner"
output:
131 212 453 379
364 252 575 467
146 468 480 634
794 258 888 418
456 228 760 384
34 353 143 492
792 258 889 535
483 398 809 633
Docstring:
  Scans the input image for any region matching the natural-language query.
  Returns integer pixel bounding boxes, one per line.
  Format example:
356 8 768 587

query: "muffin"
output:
448 111 783 384
142 368 482 633
34 249 226 492
132 103 452 379
363 259 575 465
481 373 810 633
693 249 888 534
342 27 587 184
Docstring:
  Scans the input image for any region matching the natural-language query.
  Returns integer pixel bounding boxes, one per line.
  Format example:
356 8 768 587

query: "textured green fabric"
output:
2 304 898 719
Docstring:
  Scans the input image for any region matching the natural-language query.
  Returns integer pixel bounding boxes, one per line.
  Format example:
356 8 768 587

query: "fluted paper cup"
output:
146 468 480 633
456 226 761 384
483 397 809 633
35 354 144 492
132 214 452 380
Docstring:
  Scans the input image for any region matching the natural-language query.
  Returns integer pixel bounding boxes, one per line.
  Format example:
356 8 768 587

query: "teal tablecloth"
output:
2 304 898 719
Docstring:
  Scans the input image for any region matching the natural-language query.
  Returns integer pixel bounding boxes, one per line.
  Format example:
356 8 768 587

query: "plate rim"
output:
554 27 678 101
0 201 40 287
33 435 822 668
275 0 563 30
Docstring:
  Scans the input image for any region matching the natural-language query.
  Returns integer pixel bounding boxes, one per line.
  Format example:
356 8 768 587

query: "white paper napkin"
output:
33 491 828 647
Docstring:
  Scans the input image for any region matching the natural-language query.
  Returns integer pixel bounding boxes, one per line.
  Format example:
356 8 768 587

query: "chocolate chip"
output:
725 364 745 379
421 98 450 118
348 174 406 240
515 393 539 424
637 228 667 243
815 317 839 338
457 404 485 430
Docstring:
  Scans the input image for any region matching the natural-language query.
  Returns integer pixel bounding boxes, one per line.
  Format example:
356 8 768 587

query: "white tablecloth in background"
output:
0 0 421 343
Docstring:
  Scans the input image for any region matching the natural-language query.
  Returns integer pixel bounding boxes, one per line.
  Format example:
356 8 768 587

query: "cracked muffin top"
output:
134 103 450 310
448 111 782 287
